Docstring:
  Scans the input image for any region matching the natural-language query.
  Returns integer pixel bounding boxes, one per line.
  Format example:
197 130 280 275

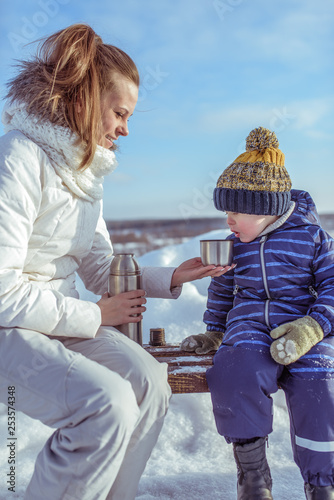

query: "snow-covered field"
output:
0 229 305 499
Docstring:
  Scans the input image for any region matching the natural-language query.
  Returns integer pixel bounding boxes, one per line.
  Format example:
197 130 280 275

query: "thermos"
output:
108 253 143 345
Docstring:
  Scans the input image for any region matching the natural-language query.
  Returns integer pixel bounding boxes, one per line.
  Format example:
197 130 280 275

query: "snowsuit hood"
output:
286 189 321 229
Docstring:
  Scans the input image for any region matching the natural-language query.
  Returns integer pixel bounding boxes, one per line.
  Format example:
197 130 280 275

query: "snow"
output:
0 229 305 499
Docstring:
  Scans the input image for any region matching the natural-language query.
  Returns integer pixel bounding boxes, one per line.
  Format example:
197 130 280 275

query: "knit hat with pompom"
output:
213 127 291 215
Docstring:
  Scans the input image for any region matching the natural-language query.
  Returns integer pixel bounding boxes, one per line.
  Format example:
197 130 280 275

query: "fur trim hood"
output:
6 59 68 127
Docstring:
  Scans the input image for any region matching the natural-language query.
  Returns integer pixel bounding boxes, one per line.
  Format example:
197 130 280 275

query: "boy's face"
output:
226 212 279 242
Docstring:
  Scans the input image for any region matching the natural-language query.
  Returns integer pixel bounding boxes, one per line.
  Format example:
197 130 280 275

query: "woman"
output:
0 24 228 500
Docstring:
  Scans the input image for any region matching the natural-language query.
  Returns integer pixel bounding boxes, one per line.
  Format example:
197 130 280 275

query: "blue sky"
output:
0 0 333 220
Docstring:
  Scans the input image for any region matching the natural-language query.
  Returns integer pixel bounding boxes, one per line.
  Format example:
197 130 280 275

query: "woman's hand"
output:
171 257 236 287
97 290 147 326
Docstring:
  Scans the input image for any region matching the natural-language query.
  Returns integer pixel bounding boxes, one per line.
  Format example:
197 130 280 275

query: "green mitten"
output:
270 316 324 365
180 331 223 355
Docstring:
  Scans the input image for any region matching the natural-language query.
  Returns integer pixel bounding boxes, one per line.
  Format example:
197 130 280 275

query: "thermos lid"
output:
109 253 141 276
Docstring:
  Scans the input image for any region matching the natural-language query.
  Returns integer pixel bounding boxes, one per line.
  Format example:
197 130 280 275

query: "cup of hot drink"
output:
200 239 233 267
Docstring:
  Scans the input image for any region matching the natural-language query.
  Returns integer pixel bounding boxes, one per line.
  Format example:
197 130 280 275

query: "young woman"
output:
0 24 228 500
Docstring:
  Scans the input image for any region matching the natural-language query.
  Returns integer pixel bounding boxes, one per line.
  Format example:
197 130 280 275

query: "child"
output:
181 127 334 500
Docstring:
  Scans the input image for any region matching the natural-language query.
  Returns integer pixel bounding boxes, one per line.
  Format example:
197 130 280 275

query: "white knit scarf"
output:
2 101 118 202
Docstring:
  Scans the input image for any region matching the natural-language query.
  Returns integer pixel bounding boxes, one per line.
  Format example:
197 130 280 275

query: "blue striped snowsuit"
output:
205 190 334 487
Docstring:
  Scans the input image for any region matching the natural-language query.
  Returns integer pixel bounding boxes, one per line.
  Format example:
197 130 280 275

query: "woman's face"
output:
99 76 138 150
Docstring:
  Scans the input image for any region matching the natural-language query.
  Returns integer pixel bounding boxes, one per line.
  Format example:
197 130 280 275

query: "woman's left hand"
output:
171 257 236 287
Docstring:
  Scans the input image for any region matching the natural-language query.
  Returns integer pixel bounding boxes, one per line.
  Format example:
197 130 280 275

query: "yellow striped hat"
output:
214 127 291 215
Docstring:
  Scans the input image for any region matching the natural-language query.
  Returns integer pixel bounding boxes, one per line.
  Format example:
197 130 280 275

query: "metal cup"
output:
149 328 166 346
200 239 233 266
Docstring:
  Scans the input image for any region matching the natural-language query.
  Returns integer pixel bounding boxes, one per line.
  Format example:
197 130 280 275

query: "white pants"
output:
0 327 171 500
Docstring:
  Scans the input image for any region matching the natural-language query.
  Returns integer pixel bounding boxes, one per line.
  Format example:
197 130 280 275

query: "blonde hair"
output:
8 24 139 168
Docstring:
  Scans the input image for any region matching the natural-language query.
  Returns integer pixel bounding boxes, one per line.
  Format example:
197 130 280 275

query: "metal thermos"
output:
108 253 143 345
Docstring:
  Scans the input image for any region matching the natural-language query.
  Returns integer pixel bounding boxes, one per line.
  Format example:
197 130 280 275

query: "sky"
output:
0 0 333 220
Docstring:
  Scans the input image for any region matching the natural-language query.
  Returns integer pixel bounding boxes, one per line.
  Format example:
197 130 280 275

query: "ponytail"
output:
9 24 139 169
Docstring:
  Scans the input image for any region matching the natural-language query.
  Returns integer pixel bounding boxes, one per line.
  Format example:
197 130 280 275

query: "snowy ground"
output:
0 229 306 499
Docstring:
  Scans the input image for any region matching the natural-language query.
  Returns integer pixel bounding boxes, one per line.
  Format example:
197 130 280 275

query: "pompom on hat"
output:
213 127 292 216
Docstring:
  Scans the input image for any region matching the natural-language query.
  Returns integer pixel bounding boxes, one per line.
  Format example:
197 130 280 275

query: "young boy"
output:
181 127 334 500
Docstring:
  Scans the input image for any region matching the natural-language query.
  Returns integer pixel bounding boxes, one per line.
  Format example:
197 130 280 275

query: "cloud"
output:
197 104 270 133
222 1 334 70
290 97 334 130
178 96 334 137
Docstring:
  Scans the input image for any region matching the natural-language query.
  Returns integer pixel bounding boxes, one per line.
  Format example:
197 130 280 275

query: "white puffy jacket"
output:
0 128 179 339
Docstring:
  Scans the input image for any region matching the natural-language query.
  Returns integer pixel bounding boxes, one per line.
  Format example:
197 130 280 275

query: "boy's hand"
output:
270 316 324 365
180 331 224 355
